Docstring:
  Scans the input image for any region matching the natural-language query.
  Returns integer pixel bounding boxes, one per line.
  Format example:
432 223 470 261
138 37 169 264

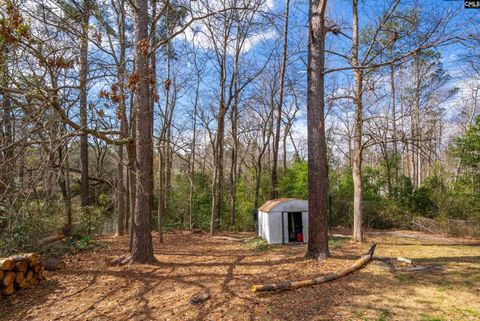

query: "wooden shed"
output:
257 198 308 244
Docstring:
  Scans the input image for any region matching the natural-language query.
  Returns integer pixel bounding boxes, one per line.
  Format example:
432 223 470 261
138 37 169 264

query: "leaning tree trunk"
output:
305 0 329 259
130 0 154 264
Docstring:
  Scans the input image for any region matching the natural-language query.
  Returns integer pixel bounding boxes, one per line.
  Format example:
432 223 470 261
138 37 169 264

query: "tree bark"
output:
189 76 200 229
58 143 73 229
352 0 364 242
229 91 238 226
305 0 329 259
128 90 136 250
80 0 90 207
0 48 13 198
115 0 127 236
130 0 154 263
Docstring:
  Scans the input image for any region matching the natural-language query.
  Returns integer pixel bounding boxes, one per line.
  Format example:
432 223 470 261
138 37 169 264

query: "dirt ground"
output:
1 230 479 321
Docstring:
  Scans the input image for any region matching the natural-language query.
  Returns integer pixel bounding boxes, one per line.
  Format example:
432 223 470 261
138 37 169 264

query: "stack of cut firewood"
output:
1 253 45 296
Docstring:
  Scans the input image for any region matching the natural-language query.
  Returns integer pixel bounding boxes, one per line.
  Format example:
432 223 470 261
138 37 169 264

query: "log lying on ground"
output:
38 234 65 247
373 256 443 273
212 236 246 242
108 255 128 266
0 252 45 297
251 243 377 293
43 258 66 271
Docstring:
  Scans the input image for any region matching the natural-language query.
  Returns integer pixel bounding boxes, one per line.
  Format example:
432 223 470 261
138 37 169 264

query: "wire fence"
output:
413 217 480 238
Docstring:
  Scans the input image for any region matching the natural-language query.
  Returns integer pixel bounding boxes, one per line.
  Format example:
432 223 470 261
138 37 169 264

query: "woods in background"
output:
0 0 479 260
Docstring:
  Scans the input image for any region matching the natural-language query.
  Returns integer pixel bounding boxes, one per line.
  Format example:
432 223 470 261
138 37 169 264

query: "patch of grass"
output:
247 237 270 251
378 310 391 321
351 310 368 320
394 273 413 283
452 307 480 318
418 315 446 321
329 236 349 249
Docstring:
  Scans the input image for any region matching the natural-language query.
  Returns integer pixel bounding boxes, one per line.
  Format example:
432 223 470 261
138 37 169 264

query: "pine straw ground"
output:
1 230 479 321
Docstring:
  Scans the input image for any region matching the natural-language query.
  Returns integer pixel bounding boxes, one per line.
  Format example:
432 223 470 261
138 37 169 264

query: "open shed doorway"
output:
288 212 303 242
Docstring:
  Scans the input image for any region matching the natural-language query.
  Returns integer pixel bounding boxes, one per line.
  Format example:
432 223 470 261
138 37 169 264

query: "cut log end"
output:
1 252 44 296
0 258 15 271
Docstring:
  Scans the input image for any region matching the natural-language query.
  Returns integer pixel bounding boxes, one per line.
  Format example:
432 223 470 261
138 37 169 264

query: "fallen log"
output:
43 258 66 271
251 243 377 293
38 235 65 247
373 256 444 273
212 236 245 242
108 255 128 266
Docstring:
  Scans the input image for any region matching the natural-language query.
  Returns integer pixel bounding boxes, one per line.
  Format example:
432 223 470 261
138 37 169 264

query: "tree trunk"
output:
210 108 226 234
352 0 364 242
229 94 238 226
130 0 154 264
128 91 136 251
189 76 200 229
58 143 72 230
79 1 90 207
115 0 127 236
254 161 262 208
116 145 126 236
270 0 290 199
0 49 13 198
305 0 329 259
390 64 397 156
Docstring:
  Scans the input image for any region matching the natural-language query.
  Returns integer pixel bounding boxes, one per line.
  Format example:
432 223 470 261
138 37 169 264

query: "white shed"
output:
257 198 308 244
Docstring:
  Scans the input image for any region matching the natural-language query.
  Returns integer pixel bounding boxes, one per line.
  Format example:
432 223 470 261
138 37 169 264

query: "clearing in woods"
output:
1 230 479 321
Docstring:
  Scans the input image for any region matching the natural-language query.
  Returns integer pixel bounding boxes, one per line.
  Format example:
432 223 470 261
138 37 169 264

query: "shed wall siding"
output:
302 211 309 243
268 211 283 244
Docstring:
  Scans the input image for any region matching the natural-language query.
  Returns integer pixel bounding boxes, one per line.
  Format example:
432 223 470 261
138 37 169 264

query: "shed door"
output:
288 212 303 242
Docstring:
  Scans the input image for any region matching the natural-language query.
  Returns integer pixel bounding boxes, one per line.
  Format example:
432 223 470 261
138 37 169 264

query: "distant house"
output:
257 198 308 244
